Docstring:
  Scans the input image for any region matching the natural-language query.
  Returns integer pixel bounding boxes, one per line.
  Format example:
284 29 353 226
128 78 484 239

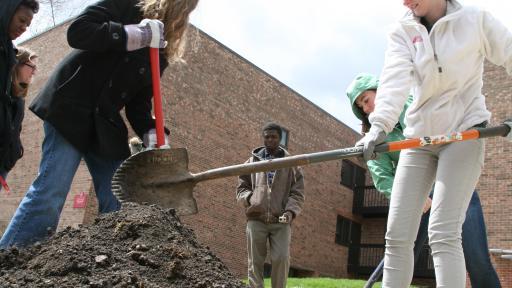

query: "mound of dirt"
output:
0 203 247 288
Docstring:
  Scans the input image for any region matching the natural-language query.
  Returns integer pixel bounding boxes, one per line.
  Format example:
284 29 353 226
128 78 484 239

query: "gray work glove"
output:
278 211 294 224
355 126 387 162
124 19 166 51
143 128 169 149
505 118 512 142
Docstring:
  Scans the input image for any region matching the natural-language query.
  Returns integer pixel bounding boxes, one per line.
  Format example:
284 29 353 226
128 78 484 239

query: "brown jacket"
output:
236 146 305 223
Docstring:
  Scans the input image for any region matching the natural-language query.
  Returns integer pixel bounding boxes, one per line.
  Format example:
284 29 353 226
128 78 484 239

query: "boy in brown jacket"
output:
236 122 305 288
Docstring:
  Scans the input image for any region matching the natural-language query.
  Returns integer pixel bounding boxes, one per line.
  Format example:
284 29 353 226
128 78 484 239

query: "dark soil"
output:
0 203 247 288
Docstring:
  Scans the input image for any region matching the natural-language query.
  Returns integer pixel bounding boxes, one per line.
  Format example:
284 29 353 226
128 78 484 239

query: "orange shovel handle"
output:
375 124 510 153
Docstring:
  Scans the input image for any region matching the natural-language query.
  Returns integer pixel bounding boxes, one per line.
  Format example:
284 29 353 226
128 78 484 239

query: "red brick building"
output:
1 23 510 286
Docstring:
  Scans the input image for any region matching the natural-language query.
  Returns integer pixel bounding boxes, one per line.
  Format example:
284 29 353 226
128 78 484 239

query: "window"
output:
335 215 361 248
340 160 365 189
335 215 353 246
280 127 289 148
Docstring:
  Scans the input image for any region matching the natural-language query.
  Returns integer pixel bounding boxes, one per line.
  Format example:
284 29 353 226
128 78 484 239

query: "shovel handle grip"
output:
374 124 510 153
150 48 166 148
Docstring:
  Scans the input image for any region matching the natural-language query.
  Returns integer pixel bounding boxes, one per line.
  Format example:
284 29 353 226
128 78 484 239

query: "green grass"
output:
265 277 381 288
244 278 428 287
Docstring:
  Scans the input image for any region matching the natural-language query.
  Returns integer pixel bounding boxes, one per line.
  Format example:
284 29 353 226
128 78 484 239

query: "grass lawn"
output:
264 277 381 287
251 278 429 287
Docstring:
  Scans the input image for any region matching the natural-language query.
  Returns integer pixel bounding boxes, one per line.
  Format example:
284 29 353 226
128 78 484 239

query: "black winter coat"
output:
29 0 169 160
0 0 25 172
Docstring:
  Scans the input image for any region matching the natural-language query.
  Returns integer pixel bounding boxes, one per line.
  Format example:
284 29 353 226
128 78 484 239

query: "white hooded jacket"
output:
369 0 512 138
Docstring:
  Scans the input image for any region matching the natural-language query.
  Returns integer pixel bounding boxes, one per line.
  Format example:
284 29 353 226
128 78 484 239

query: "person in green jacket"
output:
345 73 501 287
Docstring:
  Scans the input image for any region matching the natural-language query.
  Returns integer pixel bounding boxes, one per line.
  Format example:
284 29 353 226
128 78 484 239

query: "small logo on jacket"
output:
412 35 423 44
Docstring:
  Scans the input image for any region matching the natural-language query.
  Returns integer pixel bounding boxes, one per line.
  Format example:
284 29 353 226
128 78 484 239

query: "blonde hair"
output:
12 47 37 98
139 0 199 61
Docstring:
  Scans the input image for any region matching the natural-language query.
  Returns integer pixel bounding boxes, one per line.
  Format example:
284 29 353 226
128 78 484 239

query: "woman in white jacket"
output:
357 0 512 287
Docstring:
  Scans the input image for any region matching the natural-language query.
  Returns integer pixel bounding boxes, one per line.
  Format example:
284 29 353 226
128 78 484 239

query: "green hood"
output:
345 73 379 120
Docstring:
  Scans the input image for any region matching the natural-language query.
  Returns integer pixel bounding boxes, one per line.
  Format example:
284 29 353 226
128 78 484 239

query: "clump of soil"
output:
0 203 247 288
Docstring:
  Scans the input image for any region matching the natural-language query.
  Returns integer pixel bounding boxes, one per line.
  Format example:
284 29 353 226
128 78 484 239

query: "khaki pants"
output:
246 220 291 288
382 139 485 288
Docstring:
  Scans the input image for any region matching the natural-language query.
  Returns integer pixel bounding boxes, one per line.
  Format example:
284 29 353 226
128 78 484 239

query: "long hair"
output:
12 47 37 98
139 0 199 61
360 114 371 134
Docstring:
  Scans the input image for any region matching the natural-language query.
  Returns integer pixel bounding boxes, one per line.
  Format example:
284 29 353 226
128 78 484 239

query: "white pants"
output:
382 139 485 288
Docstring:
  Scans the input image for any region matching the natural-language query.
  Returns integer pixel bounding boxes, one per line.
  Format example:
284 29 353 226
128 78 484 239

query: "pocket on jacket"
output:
245 186 266 215
92 113 129 160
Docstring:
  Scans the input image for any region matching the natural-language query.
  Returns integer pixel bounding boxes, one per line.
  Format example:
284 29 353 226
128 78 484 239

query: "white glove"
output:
129 137 144 155
505 119 512 142
355 126 387 162
124 19 166 51
143 128 169 149
278 211 294 224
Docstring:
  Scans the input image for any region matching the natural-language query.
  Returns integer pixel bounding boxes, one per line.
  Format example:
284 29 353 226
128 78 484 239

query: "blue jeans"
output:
413 191 501 287
0 122 123 248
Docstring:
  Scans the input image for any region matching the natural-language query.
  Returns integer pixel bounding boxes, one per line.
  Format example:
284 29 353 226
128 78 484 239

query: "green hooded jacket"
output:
346 73 412 198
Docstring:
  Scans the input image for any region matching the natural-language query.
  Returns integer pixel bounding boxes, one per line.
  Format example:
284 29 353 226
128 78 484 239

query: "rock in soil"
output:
0 202 247 288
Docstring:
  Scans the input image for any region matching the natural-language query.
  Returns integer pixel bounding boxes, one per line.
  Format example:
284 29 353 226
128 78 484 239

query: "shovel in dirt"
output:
112 123 511 216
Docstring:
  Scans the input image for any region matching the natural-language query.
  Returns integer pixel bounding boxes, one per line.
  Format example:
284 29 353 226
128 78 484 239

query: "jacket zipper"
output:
434 54 442 73
266 174 272 223
429 29 443 74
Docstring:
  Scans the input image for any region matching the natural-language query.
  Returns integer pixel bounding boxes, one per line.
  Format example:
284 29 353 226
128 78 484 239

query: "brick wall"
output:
361 218 387 245
478 61 512 287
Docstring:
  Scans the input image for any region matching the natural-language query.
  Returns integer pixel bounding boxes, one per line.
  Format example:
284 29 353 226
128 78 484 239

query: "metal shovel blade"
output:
111 148 198 215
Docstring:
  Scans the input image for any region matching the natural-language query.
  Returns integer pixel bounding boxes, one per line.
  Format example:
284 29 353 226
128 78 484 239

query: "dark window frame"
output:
340 160 365 189
335 215 352 246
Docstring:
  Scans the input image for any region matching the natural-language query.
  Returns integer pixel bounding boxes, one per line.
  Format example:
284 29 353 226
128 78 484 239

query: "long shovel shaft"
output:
150 48 166 147
192 124 511 183
193 147 363 182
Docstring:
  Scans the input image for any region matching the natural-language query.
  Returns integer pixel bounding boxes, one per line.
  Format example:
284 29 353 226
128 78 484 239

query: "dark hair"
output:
355 88 376 133
356 105 372 133
262 122 282 139
361 117 371 133
19 0 39 13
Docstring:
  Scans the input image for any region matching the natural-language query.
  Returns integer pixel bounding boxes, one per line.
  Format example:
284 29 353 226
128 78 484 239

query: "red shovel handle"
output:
150 48 166 148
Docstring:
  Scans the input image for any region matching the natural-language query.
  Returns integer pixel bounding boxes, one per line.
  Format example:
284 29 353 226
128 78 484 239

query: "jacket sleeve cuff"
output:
109 21 127 50
369 122 387 134
244 193 252 207
237 192 252 208
286 210 296 219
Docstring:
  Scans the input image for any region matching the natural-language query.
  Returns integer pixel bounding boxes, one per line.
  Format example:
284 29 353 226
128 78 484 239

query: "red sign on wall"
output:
73 192 88 209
